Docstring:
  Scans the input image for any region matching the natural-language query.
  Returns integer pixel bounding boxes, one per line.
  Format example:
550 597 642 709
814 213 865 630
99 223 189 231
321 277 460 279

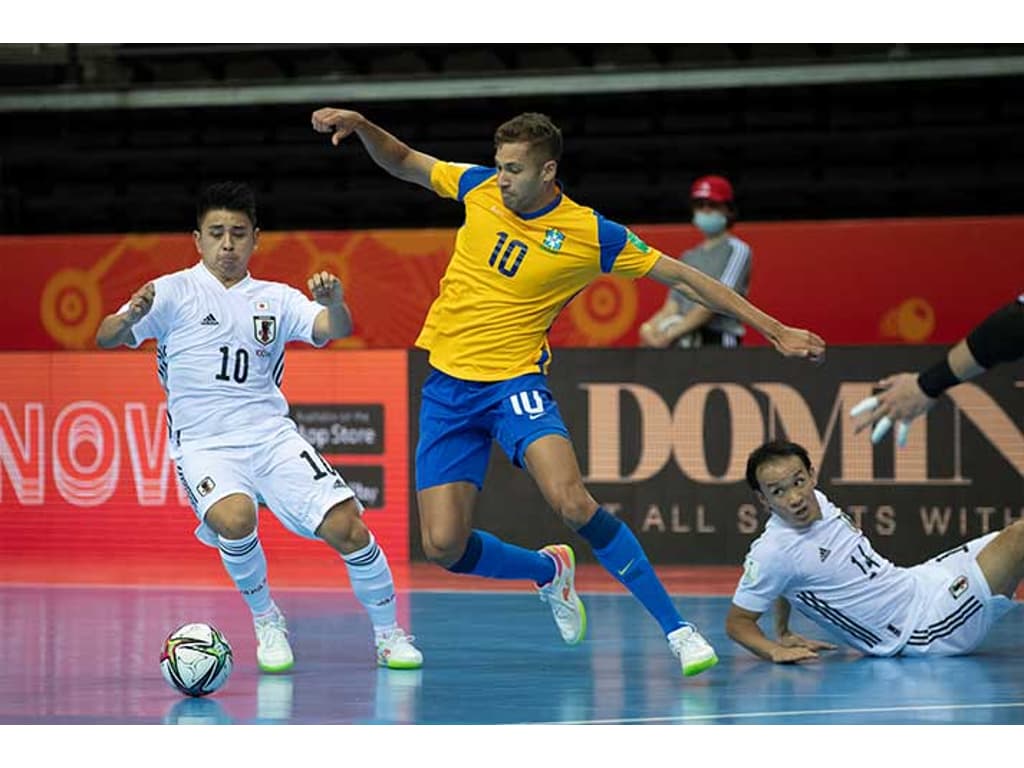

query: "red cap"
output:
690 175 734 204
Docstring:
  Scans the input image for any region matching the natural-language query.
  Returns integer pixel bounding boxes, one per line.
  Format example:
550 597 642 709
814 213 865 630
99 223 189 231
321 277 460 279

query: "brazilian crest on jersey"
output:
542 228 565 252
418 161 663 381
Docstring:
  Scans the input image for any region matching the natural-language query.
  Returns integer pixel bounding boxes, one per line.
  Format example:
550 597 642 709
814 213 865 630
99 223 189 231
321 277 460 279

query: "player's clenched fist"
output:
311 107 365 146
126 282 155 323
308 271 343 306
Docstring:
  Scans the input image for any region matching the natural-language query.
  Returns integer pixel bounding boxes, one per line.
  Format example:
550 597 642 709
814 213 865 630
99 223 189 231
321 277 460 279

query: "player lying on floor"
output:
726 439 1022 662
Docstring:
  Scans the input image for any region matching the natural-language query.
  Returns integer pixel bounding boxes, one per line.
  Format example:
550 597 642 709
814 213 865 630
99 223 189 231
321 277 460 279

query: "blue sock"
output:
578 508 685 635
447 530 555 585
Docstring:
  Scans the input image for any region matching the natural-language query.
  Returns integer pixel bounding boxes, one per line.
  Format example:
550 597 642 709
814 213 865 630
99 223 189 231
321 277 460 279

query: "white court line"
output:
543 701 1024 725
408 588 727 597
0 582 730 597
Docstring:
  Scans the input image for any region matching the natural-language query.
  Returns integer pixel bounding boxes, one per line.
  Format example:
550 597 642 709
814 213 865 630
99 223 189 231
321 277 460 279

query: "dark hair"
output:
494 112 563 162
745 440 812 491
196 181 257 229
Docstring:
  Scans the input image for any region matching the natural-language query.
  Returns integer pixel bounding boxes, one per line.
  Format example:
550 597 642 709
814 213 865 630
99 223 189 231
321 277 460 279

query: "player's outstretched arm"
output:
311 107 438 190
308 271 352 344
647 255 825 362
95 282 154 349
850 296 1024 445
726 602 821 664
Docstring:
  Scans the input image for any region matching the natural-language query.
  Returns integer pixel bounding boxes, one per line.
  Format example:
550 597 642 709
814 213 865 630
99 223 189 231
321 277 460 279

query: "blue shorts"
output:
415 368 571 491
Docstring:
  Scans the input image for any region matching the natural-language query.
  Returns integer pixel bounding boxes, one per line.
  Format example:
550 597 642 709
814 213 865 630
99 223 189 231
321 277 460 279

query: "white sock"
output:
218 531 274 617
342 533 398 638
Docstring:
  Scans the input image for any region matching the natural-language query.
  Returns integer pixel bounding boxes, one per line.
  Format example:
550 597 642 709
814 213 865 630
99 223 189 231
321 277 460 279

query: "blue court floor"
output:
1 584 1022 725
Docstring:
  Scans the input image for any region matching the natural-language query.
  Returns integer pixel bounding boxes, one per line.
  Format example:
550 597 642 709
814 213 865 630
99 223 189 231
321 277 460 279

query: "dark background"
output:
2 43 1022 233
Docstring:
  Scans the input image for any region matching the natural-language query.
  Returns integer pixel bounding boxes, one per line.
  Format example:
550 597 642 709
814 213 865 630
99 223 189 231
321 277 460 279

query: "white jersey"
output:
125 262 324 450
733 490 924 656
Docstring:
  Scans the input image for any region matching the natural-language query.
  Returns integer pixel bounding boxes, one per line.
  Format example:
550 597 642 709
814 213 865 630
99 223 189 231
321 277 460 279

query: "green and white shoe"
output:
254 604 295 673
668 624 718 677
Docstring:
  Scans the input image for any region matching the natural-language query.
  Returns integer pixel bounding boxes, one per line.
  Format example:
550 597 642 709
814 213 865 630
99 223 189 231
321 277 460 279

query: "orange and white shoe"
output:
537 544 587 645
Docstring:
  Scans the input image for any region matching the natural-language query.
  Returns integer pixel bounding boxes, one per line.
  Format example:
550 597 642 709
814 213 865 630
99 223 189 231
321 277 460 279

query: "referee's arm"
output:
853 295 1024 442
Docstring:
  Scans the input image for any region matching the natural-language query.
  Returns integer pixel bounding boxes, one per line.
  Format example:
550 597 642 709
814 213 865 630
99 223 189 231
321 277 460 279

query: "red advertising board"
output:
631 218 1024 347
2 216 1021 352
0 351 409 587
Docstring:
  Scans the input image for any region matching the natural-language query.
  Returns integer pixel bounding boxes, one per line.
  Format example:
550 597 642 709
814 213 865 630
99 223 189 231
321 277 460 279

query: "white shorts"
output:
900 532 1015 656
173 426 358 547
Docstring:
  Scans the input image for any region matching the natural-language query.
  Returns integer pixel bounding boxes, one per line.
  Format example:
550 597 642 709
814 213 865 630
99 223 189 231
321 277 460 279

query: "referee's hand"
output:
850 372 935 446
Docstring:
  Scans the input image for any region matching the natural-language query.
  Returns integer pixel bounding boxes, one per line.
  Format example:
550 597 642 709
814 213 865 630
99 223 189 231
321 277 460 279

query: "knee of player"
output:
549 485 598 527
216 517 257 540
420 529 468 565
316 500 368 550
1001 518 1024 557
206 498 258 540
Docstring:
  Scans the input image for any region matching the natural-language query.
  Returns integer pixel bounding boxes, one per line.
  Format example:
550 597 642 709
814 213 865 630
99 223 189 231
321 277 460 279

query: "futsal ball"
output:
160 622 233 697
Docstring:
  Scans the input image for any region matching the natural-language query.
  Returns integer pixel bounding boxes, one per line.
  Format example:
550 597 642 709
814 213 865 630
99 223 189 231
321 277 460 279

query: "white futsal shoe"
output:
667 623 718 677
376 628 424 669
537 544 588 645
254 603 295 673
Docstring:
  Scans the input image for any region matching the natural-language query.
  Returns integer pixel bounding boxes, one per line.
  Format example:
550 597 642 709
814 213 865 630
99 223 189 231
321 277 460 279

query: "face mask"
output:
693 210 727 236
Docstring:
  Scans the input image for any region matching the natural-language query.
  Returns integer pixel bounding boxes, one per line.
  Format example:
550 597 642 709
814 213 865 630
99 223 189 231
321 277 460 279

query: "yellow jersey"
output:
416 161 661 381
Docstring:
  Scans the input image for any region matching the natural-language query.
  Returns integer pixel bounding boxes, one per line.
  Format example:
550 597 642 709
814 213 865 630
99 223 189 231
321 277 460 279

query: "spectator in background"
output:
639 175 753 349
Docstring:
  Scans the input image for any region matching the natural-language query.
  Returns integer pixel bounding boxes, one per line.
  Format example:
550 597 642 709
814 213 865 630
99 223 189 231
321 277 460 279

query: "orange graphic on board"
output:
880 297 936 342
564 276 638 346
40 236 164 349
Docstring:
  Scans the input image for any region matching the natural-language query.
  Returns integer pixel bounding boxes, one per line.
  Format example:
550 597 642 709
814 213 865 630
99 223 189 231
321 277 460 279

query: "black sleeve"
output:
965 296 1024 370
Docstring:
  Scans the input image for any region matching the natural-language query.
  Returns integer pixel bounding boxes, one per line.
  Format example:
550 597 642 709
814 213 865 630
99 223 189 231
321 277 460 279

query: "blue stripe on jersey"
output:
457 166 497 201
535 346 550 373
595 213 627 273
517 190 563 220
273 351 285 387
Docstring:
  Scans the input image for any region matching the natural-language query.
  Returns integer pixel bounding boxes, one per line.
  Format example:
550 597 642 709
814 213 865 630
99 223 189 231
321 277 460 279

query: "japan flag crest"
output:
253 315 277 345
